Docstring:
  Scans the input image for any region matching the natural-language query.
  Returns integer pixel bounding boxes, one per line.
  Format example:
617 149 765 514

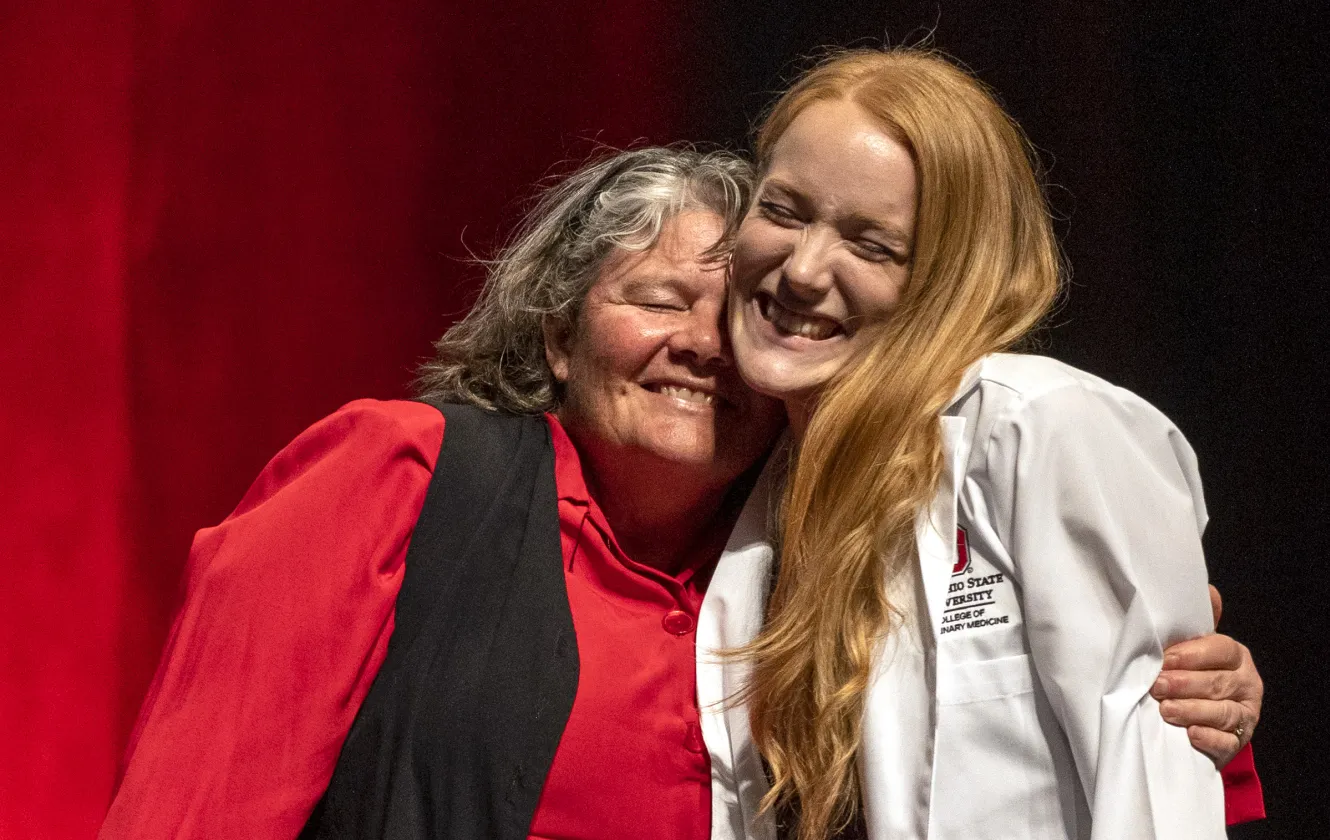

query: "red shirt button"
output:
662 609 695 635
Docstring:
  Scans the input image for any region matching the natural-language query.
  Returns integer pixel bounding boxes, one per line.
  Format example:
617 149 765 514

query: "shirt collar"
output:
543 412 726 594
545 412 594 506
544 412 631 563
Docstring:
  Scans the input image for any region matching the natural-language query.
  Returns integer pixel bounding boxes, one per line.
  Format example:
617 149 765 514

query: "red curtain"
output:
0 3 685 836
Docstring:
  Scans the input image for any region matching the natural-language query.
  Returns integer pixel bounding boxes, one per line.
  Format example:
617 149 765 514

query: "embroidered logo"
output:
941 525 1018 636
952 526 971 575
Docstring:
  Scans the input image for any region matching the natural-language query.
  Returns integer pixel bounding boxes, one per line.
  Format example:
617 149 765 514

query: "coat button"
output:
662 609 695 635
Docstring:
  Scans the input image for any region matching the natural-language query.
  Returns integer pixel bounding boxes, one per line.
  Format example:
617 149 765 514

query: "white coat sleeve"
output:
983 379 1225 839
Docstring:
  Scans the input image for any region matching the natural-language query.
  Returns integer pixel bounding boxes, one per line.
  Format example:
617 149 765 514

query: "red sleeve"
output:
1222 743 1265 825
99 399 444 840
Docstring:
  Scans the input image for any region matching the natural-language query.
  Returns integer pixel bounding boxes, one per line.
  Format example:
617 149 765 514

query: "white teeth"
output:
657 385 715 405
760 295 841 340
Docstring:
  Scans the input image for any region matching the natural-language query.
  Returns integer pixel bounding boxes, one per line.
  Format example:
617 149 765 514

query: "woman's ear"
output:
542 315 573 384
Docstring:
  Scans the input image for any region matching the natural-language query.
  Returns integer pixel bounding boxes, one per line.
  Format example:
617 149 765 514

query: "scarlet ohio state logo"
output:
952 527 971 575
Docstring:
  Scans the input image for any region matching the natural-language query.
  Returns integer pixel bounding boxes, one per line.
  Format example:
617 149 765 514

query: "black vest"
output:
301 403 579 840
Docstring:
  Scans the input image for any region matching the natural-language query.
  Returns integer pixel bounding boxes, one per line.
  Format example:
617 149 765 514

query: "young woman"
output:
711 49 1251 839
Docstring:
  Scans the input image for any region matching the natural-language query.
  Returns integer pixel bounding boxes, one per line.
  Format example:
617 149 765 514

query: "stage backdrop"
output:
4 2 1324 838
0 2 688 836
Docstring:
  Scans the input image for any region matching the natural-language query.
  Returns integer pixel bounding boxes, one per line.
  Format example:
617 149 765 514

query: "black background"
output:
679 2 1328 836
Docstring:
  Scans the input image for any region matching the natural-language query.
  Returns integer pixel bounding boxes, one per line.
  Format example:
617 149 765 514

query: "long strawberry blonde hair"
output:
740 49 1061 838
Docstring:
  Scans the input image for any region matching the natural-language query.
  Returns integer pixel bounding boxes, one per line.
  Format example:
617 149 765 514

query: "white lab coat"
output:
699 353 1225 840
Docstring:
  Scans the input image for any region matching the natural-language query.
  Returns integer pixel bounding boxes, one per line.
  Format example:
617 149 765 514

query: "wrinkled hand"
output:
1151 584 1263 768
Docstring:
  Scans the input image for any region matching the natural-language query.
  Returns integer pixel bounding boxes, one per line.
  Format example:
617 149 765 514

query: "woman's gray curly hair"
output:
416 146 755 413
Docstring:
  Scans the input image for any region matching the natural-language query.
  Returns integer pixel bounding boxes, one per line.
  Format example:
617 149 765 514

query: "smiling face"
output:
729 98 918 405
546 209 786 494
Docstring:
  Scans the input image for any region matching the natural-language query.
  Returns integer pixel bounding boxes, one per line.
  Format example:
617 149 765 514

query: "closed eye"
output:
636 301 688 312
851 240 896 262
757 200 802 226
619 280 690 312
851 238 911 265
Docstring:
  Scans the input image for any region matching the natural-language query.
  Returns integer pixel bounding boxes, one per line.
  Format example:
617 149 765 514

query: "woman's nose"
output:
781 230 834 299
668 309 730 369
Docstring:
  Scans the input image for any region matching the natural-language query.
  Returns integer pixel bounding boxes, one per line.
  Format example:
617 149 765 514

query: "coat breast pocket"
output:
930 654 1076 840
937 652 1034 705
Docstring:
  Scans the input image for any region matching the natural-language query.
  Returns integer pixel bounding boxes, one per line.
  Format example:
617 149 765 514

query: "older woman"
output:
103 145 1257 840
709 49 1260 839
102 148 784 840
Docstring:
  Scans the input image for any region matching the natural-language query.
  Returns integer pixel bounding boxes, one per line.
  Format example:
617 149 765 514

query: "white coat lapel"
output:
917 416 970 639
698 452 780 840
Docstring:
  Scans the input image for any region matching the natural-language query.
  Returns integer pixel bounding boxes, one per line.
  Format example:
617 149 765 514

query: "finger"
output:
1162 634 1243 672
1209 584 1223 629
1186 725 1241 769
1152 669 1237 701
1159 698 1243 732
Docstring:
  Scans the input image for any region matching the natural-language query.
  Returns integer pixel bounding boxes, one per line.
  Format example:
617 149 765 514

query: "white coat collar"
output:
944 357 985 414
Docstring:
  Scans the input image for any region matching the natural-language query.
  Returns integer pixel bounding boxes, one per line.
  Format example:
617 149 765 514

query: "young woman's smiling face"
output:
728 98 918 405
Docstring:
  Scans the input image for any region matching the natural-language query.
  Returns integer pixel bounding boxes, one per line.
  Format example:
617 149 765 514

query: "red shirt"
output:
100 399 711 840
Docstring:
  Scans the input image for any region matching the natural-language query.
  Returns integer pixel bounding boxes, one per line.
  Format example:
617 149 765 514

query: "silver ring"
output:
1233 725 1245 741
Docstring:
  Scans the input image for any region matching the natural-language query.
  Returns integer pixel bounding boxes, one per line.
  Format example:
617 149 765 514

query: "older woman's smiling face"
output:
729 98 918 404
547 209 786 495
